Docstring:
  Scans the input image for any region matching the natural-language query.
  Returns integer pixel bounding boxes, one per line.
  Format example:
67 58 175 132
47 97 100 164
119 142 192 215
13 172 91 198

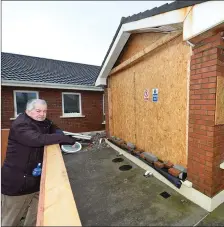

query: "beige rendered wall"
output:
109 33 190 167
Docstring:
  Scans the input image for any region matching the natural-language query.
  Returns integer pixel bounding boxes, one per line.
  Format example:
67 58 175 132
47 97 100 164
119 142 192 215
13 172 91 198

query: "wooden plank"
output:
108 87 114 136
110 31 182 75
36 146 47 226
36 144 82 226
1 129 10 166
215 75 224 125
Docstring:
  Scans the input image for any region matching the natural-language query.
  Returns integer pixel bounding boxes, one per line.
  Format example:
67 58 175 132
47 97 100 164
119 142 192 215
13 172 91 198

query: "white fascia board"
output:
2 80 104 91
95 30 130 86
95 6 192 87
183 1 224 41
123 6 192 33
95 77 107 87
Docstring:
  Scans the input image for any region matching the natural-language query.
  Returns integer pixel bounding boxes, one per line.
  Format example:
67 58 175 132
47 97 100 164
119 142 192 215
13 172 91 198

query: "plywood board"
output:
107 87 114 136
36 144 82 226
109 68 136 143
115 32 165 66
109 34 190 167
1 129 9 166
215 75 224 125
110 32 182 76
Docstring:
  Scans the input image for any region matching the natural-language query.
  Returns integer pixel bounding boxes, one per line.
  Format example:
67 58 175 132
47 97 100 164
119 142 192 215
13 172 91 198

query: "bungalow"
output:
1 52 105 133
95 1 224 211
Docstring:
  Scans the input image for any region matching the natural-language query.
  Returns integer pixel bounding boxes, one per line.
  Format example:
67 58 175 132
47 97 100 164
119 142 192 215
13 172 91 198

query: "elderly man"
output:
1 99 76 226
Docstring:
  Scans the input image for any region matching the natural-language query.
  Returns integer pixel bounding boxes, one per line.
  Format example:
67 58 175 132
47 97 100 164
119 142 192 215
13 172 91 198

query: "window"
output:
13 90 39 117
62 92 82 117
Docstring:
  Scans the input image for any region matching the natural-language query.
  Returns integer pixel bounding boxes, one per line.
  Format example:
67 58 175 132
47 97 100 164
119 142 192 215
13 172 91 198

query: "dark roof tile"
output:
1 52 100 86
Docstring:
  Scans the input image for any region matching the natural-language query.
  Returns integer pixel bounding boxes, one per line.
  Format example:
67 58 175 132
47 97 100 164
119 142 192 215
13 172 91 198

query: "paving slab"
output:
198 203 224 226
64 147 209 226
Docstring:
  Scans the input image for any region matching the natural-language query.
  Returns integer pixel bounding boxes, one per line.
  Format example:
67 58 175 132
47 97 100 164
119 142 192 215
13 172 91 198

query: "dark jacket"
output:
1 113 76 196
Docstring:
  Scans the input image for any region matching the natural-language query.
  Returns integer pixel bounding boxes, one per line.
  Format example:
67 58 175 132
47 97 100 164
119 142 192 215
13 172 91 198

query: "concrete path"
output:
199 203 224 226
63 147 222 226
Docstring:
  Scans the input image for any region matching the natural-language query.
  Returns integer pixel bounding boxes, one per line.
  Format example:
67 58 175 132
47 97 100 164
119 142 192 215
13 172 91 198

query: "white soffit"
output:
95 30 130 86
183 1 224 41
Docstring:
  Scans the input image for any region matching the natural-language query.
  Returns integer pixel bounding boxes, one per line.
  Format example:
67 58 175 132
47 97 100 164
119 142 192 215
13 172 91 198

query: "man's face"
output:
27 103 47 121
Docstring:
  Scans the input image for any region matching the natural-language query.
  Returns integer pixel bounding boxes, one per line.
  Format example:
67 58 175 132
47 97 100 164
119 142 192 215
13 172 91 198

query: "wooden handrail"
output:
36 144 82 226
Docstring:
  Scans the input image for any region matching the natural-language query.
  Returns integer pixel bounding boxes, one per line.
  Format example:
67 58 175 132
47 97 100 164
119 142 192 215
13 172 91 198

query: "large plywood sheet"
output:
109 34 190 167
109 69 136 143
215 76 224 125
115 32 165 66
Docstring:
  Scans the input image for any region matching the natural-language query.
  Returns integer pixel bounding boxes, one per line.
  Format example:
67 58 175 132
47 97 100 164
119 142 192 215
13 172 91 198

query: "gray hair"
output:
26 99 47 111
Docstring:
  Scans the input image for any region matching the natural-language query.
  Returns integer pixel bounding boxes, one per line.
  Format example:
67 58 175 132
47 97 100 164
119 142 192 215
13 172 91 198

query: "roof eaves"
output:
2 79 104 91
99 1 209 72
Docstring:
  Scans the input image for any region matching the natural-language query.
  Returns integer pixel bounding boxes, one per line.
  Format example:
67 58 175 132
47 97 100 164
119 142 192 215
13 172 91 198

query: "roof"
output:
100 0 208 73
1 52 100 86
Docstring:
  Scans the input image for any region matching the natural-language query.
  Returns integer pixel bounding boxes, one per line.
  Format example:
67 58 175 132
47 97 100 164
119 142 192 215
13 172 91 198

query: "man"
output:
1 99 76 226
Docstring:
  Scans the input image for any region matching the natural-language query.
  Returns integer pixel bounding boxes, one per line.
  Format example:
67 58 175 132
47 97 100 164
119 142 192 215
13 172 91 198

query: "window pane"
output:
64 94 80 114
16 92 37 115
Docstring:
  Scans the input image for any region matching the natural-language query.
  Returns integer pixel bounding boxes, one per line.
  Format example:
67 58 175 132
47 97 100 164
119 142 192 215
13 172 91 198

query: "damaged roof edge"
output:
95 0 209 87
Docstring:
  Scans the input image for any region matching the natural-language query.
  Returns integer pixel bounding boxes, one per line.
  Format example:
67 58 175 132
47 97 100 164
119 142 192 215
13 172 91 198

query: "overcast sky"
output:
2 1 172 66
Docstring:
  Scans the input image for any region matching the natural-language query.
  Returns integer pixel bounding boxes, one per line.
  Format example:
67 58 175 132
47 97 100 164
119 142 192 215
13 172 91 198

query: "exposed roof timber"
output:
122 6 192 33
130 24 183 34
95 1 224 87
2 80 104 91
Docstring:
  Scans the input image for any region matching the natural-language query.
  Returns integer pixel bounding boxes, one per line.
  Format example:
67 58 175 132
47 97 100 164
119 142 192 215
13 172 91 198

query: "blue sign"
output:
152 88 158 102
152 94 158 102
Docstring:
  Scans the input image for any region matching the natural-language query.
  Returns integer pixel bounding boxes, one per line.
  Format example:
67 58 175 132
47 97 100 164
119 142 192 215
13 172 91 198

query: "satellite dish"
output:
61 142 82 153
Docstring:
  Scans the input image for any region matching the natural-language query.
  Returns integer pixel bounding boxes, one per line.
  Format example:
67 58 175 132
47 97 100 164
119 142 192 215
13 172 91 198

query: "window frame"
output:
13 90 39 117
62 92 82 117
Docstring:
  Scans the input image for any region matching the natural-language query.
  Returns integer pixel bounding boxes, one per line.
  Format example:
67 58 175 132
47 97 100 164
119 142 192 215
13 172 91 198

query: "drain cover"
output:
119 165 132 171
112 158 124 163
160 191 171 199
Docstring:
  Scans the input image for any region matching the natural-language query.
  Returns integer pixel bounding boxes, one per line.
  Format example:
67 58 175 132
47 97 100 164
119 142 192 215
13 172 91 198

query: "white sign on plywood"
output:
144 89 149 101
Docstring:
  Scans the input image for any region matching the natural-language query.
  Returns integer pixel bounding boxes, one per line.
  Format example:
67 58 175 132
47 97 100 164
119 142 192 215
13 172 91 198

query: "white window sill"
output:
10 117 16 120
60 115 85 118
102 121 106 125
